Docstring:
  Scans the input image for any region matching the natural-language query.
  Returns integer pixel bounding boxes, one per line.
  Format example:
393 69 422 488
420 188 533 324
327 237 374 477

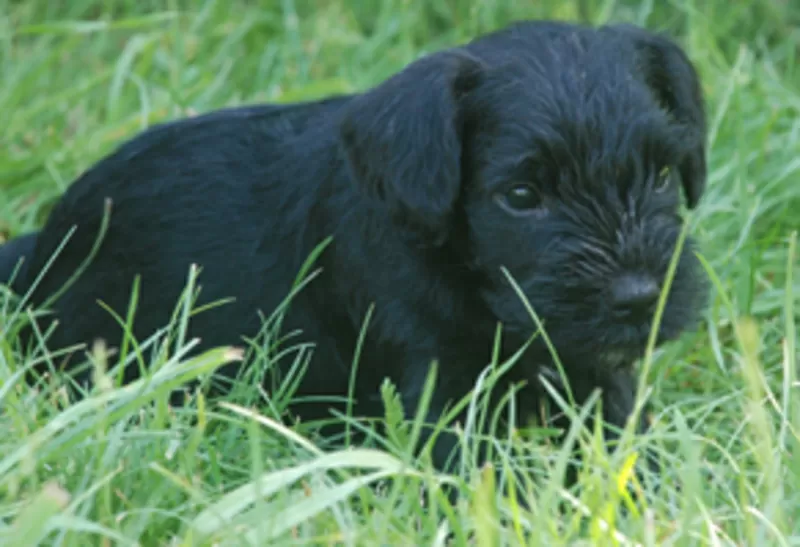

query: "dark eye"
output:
497 183 541 214
655 166 674 193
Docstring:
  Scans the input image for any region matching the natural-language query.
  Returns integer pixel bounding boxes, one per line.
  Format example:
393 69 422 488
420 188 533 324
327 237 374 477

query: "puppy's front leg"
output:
599 367 646 437
398 356 498 505
399 361 466 474
549 365 659 488
597 367 662 483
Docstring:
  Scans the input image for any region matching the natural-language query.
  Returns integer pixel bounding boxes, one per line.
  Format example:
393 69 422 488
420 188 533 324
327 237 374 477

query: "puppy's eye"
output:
655 166 674 193
497 184 541 214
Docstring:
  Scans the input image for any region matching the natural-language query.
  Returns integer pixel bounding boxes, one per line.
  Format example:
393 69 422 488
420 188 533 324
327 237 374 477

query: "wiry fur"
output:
0 20 708 489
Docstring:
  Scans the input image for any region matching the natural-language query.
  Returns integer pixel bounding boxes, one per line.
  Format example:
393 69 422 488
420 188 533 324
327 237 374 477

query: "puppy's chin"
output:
544 343 645 372
503 315 685 372
596 348 644 369
553 319 686 366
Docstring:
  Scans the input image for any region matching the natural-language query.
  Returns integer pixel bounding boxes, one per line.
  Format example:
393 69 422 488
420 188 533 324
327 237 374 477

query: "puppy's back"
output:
6 94 355 384
7 95 353 295
109 94 353 163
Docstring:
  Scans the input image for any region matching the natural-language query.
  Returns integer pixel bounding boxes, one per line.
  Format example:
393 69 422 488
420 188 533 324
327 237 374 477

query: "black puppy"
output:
0 20 708 487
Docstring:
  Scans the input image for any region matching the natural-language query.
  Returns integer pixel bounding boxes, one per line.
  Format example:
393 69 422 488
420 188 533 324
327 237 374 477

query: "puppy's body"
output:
1 21 708 477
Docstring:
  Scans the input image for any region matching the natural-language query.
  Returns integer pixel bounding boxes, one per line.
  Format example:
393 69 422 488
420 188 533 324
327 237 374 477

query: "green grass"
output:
1 0 800 544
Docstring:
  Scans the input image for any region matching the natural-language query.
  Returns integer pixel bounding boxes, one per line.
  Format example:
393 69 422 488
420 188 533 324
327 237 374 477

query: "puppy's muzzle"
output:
610 273 660 320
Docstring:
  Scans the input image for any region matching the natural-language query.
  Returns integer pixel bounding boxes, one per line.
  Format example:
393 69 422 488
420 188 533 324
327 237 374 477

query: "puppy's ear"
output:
609 24 708 209
339 51 484 245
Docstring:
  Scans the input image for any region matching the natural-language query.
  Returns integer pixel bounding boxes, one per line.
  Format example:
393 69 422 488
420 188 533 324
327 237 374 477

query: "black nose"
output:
611 274 660 315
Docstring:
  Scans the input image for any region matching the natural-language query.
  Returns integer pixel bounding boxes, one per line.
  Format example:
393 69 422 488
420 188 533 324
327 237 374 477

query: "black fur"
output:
0 20 708 491
0 232 38 293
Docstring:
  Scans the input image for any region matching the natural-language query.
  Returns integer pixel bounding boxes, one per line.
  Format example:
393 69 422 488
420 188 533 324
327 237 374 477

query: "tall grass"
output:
1 0 799 544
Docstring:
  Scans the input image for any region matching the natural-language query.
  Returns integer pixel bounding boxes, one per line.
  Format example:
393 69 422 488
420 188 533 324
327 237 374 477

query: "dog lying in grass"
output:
0 20 708 490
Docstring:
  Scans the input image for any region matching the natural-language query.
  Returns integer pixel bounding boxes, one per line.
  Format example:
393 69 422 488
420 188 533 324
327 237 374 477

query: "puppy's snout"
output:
610 274 660 316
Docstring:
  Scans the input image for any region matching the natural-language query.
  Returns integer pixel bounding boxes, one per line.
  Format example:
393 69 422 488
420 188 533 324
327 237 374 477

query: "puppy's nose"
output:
611 274 660 315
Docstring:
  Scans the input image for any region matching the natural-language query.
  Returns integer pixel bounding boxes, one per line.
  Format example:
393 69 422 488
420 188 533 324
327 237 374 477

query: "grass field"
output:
1 0 799 545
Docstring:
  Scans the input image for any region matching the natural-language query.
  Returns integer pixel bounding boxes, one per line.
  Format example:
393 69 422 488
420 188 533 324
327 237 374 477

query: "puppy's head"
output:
338 21 709 366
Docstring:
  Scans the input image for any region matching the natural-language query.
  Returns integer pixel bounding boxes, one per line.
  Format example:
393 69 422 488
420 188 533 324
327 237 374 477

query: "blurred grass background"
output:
1 0 799 544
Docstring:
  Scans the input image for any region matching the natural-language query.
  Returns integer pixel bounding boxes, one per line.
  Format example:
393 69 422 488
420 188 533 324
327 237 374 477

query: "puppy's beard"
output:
534 348 638 391
597 348 642 370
